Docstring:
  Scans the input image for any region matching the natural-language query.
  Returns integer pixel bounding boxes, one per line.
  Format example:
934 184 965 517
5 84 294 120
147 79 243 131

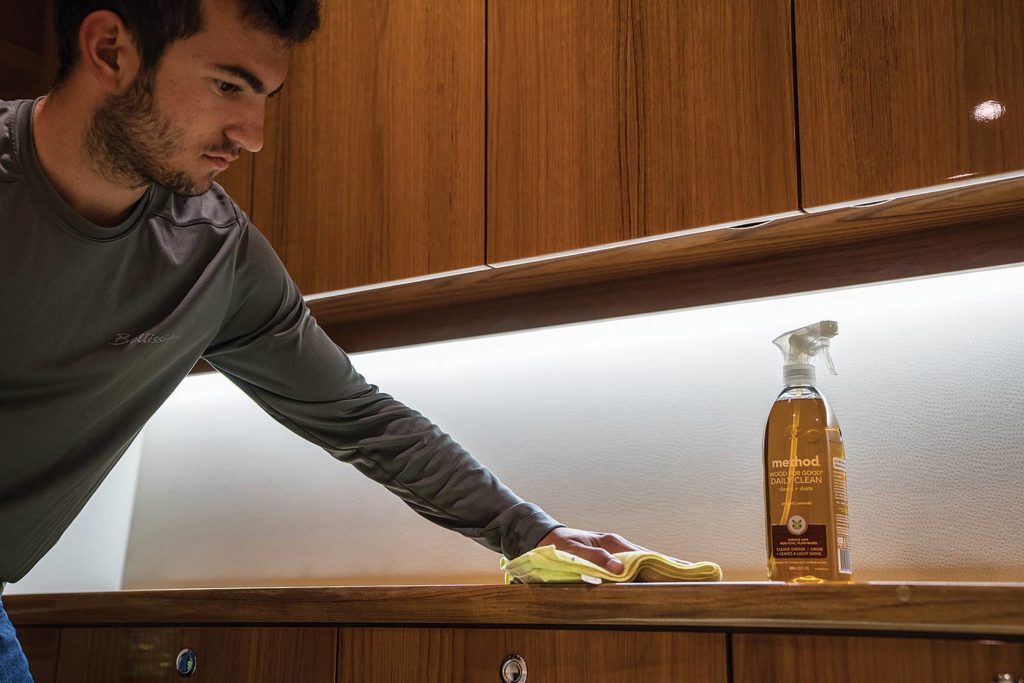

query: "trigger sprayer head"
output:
772 320 839 387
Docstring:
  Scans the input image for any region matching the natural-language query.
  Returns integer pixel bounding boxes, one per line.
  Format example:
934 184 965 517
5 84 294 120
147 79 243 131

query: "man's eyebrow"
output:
211 63 284 97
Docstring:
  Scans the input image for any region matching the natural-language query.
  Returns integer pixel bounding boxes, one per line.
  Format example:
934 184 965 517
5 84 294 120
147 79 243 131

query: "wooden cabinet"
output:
234 0 1022 331
16 627 59 683
338 627 455 682
459 628 727 683
794 0 1024 209
0 1 56 100
733 633 1024 683
54 626 335 682
487 0 799 262
252 0 798 291
253 0 486 294
338 626 727 682
215 151 255 218
6 585 1024 683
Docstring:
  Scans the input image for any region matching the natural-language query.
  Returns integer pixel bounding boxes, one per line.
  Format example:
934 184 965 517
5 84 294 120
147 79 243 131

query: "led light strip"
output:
804 169 1024 214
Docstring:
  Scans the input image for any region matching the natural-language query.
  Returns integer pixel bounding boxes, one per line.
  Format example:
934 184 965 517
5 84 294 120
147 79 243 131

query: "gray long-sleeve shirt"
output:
0 98 562 583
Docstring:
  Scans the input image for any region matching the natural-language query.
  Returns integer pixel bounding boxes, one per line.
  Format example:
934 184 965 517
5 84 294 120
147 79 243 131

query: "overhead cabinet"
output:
794 0 1024 209
248 0 798 292
486 0 799 262
252 0 486 294
0 2 54 101
246 0 1021 299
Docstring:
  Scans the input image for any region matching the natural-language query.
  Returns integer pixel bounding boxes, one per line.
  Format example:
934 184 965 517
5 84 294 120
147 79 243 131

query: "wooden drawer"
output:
461 628 728 683
338 626 727 682
17 627 59 683
55 626 336 682
733 633 1024 683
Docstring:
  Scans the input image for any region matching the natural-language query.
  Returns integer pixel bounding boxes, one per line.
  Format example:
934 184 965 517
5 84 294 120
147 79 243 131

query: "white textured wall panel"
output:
123 264 1024 588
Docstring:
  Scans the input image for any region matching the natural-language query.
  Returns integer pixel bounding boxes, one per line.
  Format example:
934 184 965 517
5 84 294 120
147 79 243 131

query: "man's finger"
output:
568 544 624 573
597 533 645 554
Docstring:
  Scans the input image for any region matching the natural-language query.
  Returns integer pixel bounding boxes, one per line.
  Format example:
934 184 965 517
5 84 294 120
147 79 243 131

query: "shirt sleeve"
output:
202 219 564 560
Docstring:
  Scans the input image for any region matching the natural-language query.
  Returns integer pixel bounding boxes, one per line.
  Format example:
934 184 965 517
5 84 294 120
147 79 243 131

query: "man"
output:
0 1 651 678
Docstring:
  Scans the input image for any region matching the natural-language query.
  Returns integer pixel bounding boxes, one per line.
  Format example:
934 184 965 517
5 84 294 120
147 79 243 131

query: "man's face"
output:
88 0 291 196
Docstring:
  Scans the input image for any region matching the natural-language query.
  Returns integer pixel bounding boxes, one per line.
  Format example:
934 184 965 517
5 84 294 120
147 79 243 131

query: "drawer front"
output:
17 627 59 683
459 628 728 683
55 626 336 682
339 627 455 683
338 626 726 682
733 633 1024 683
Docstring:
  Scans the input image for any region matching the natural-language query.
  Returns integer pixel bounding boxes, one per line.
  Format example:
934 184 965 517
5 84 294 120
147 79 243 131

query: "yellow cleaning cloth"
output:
500 545 722 585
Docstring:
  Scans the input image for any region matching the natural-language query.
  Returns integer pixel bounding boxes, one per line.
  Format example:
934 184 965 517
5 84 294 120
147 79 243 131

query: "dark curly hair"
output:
53 0 321 85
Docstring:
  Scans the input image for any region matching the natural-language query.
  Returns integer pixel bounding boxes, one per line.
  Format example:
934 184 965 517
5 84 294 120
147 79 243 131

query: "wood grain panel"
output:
795 0 1024 208
17 627 59 683
338 627 454 683
0 39 44 100
338 627 727 682
38 1 58 94
214 150 254 218
252 0 485 293
55 626 335 682
0 1 46 54
7 583 1024 637
733 633 1024 683
460 628 727 683
487 0 797 262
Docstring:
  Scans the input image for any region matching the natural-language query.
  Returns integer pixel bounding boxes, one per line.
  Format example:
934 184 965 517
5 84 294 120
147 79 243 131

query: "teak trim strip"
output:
6 583 1024 637
190 177 1024 373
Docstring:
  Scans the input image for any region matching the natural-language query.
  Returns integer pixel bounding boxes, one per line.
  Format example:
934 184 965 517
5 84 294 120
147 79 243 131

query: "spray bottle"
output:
763 320 852 583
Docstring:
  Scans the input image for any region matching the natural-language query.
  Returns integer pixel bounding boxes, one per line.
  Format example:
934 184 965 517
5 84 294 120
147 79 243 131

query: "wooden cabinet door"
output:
17 627 59 683
459 628 728 683
795 0 1024 209
253 0 486 294
733 633 1024 683
339 626 727 682
55 626 336 682
215 151 255 219
338 627 455 683
0 0 49 100
487 0 798 263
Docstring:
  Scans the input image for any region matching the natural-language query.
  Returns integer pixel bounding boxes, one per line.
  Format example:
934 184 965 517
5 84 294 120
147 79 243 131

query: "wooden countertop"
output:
5 582 1024 637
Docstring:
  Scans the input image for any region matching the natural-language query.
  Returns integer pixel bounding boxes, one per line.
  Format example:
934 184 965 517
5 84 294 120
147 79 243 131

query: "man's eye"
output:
215 80 241 94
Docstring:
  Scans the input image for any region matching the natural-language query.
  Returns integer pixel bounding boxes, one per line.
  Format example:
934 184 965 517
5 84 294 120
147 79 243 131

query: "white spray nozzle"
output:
772 320 839 387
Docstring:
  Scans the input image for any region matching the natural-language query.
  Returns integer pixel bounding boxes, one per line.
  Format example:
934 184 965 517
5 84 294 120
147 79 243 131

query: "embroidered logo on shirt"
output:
109 332 183 346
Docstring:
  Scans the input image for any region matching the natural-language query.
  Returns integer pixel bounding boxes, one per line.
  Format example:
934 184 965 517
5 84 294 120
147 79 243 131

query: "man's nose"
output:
225 100 266 154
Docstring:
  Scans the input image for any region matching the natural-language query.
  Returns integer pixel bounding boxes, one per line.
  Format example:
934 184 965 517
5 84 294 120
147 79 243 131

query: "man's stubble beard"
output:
87 68 212 197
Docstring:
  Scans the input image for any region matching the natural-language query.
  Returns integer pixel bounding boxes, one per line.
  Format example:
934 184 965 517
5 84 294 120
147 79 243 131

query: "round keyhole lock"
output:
499 653 527 682
175 648 197 677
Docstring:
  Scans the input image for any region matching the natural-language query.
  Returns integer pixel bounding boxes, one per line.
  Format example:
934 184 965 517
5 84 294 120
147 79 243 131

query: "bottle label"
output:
771 521 828 559
833 457 852 573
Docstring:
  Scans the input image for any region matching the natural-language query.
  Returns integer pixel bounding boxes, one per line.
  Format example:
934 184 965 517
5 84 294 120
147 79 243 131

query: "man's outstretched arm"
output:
204 216 644 568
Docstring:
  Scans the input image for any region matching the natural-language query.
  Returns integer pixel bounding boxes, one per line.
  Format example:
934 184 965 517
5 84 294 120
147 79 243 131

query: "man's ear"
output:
78 10 141 92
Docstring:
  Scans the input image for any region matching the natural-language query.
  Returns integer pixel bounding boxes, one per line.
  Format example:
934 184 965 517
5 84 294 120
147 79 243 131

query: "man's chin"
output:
159 175 215 197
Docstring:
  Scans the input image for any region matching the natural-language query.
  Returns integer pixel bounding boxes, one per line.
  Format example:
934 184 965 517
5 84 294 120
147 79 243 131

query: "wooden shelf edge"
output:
5 583 1024 637
190 176 1024 373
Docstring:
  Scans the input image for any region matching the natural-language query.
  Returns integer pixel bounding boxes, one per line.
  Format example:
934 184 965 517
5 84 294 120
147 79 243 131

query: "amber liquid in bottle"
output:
763 386 852 583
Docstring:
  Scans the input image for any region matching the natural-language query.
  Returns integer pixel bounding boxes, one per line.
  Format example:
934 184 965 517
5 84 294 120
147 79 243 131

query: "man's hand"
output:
535 527 651 573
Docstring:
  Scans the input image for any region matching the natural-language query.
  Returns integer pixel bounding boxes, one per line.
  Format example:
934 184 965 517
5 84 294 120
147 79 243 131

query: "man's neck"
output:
32 91 149 228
